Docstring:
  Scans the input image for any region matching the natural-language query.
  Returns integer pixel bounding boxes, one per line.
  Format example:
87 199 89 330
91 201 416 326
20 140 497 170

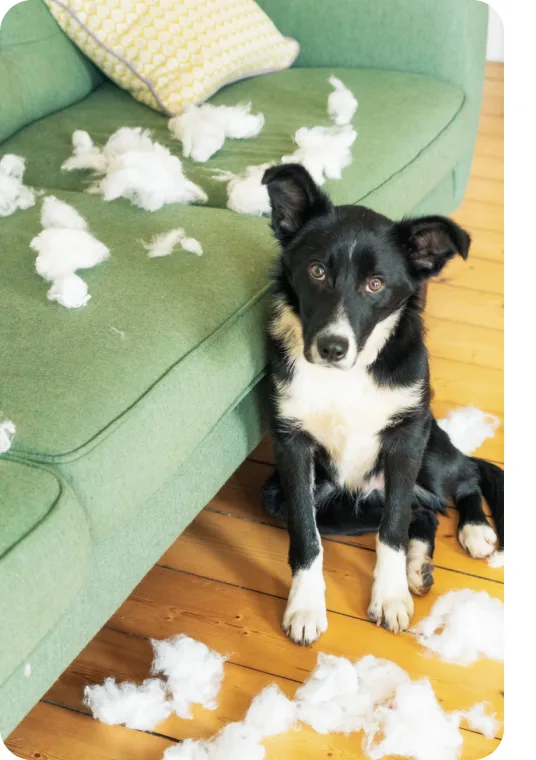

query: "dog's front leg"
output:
368 425 425 633
273 429 327 645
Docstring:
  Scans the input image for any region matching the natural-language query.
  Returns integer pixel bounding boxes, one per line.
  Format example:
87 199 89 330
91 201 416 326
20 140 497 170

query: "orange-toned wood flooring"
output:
8 63 504 760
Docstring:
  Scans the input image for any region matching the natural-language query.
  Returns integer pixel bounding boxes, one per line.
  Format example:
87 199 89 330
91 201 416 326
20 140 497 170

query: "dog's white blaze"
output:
283 551 327 642
277 311 422 491
312 305 358 369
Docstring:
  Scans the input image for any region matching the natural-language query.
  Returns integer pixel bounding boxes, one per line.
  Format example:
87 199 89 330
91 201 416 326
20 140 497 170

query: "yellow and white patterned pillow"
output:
45 0 299 115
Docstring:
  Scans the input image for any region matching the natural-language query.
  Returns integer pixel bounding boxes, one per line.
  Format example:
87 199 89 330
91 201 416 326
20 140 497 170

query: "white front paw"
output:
282 603 328 645
368 588 414 633
459 523 497 558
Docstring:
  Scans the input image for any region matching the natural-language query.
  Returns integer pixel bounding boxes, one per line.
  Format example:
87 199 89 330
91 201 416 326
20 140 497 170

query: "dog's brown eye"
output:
309 263 326 281
366 277 384 293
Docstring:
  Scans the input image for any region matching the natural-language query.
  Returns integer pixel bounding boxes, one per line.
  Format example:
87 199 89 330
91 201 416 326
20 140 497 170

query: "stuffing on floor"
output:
437 406 500 455
84 678 172 731
151 635 226 719
63 128 207 211
0 419 16 453
0 154 35 217
328 76 358 126
281 125 357 185
412 589 504 665
163 684 296 760
213 164 272 216
457 703 500 741
30 196 110 308
168 102 264 163
144 229 203 258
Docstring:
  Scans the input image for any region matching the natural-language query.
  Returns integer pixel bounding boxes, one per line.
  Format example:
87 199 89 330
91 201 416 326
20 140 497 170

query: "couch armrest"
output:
258 0 488 92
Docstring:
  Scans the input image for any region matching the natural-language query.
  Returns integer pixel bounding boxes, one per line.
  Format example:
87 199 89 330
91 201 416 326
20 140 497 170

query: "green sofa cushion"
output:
3 67 465 217
0 460 91 686
1 193 273 540
0 0 103 143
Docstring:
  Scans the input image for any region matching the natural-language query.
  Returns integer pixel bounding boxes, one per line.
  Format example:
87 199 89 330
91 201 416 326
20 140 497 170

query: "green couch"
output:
0 0 488 735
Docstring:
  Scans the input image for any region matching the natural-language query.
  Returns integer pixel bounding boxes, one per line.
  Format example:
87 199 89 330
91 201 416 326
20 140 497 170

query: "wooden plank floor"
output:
8 64 504 760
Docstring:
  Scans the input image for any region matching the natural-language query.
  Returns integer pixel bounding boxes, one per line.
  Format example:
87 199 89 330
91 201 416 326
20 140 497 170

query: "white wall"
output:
487 5 504 61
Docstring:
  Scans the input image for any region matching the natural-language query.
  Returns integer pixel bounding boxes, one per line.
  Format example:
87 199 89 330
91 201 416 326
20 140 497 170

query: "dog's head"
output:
263 164 470 370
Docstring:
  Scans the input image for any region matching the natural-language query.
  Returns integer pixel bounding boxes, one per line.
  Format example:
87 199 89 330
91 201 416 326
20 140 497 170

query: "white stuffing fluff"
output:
242 684 297 739
24 663 32 678
437 406 500 455
47 274 91 309
488 550 504 568
40 195 88 231
0 420 16 453
180 236 203 256
213 164 271 216
295 653 408 735
144 228 203 258
84 677 172 731
162 685 295 760
412 589 504 665
457 702 499 740
31 196 109 308
282 125 357 185
169 103 264 163
0 154 36 217
151 635 226 719
328 76 358 125
62 130 107 173
64 127 207 211
365 678 463 760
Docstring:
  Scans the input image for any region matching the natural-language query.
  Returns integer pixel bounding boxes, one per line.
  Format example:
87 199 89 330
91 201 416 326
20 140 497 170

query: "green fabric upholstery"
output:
0 0 488 738
0 381 268 736
0 0 103 143
1 193 273 539
0 460 91 687
5 68 465 217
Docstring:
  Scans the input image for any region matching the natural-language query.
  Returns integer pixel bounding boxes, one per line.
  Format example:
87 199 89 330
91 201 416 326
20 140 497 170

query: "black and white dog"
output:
260 164 504 645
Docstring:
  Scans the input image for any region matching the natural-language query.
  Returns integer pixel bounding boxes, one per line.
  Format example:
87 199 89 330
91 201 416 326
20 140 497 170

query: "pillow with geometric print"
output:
44 0 299 115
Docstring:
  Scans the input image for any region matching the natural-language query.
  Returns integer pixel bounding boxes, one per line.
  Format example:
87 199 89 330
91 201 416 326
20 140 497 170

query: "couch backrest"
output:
0 0 104 144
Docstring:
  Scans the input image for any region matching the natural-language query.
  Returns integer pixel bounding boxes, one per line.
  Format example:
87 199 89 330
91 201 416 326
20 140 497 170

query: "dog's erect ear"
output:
262 164 333 245
396 216 471 278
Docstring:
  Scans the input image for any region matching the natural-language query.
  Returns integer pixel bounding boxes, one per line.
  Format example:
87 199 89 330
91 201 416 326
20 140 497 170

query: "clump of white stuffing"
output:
364 678 463 760
163 685 295 760
213 164 272 216
0 154 35 217
62 130 107 173
84 677 172 731
169 102 264 163
328 76 358 125
31 196 110 308
437 406 500 455
0 420 16 454
151 635 226 719
144 228 203 258
64 127 207 211
295 653 408 735
457 702 500 740
488 550 504 568
282 125 357 185
412 589 504 665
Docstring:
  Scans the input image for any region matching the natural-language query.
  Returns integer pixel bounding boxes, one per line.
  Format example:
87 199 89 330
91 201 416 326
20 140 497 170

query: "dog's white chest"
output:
278 358 422 491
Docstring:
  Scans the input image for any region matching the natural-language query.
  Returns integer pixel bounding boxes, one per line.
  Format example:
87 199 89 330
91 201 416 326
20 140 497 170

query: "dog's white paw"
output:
459 523 497 559
368 590 414 634
282 604 328 646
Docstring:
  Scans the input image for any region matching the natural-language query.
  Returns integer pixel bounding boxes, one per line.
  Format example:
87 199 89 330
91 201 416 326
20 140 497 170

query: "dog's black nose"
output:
317 335 349 363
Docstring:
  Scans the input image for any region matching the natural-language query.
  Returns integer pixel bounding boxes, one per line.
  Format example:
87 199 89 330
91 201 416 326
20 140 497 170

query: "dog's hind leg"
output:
407 508 438 596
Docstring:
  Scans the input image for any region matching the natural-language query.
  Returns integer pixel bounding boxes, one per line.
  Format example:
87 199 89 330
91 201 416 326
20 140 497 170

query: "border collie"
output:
260 164 504 645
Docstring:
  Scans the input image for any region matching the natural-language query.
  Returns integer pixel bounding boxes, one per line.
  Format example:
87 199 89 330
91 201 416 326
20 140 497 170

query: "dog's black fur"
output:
260 164 504 644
